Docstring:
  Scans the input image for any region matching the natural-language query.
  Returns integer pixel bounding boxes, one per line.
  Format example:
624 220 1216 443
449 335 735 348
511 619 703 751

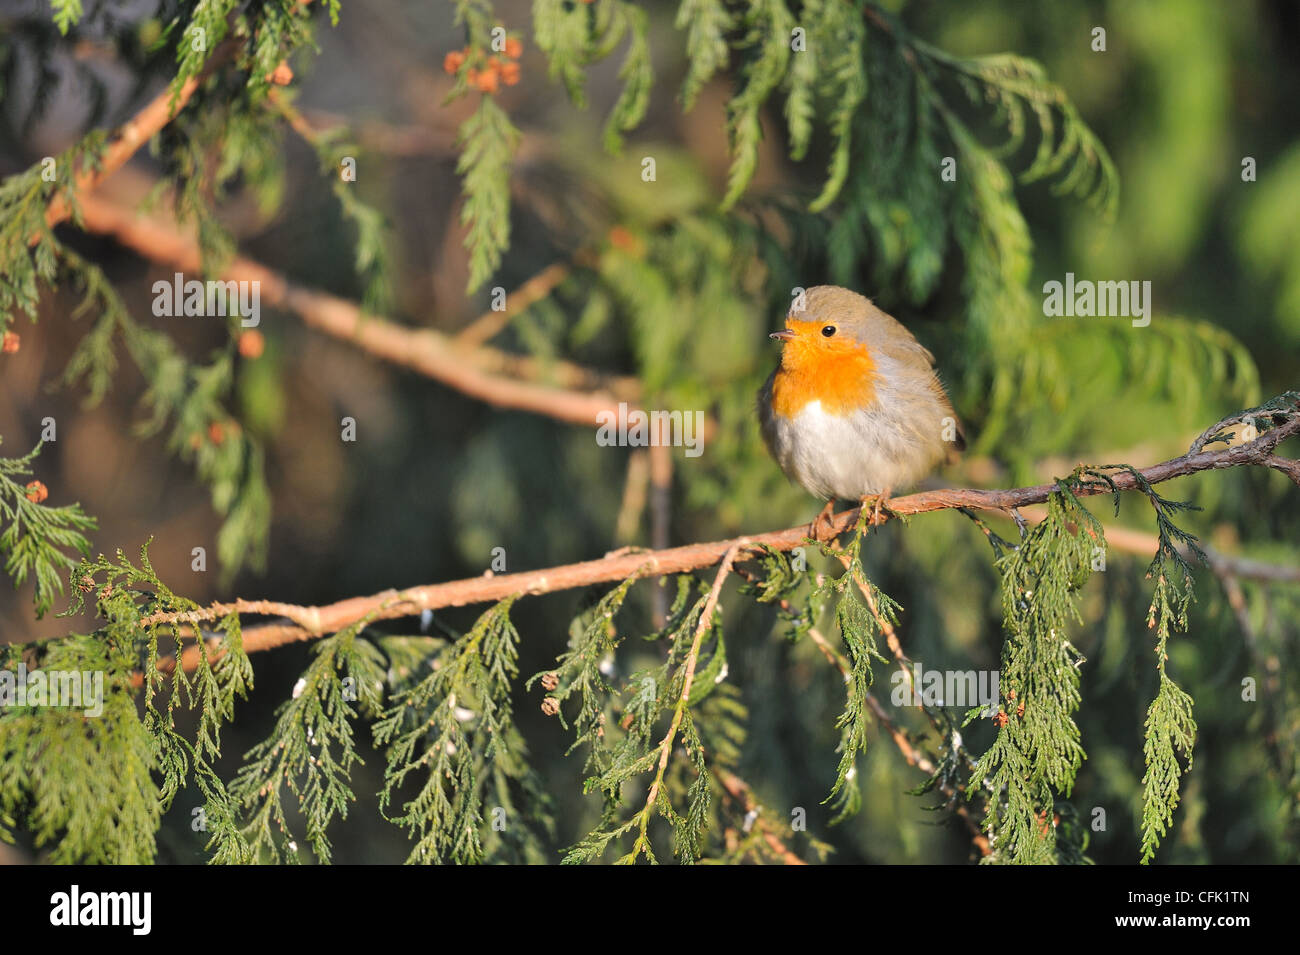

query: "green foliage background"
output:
0 0 1297 863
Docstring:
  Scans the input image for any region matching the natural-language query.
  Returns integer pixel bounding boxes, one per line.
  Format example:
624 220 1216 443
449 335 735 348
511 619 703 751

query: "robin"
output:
758 285 965 538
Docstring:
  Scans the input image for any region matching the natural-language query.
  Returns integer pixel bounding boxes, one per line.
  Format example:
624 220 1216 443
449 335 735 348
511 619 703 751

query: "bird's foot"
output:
860 489 893 528
808 499 839 542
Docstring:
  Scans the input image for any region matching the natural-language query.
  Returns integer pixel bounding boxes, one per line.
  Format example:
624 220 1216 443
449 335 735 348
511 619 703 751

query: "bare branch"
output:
454 257 586 348
714 769 809 864
637 541 747 854
44 35 242 231
73 193 640 426
82 404 1290 675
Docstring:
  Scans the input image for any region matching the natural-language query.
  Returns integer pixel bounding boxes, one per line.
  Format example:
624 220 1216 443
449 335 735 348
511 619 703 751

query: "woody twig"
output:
73 193 640 426
15 401 1292 668
43 33 243 233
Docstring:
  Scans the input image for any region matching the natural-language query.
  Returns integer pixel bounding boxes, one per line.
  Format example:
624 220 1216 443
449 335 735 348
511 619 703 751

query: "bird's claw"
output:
808 499 839 542
860 490 893 527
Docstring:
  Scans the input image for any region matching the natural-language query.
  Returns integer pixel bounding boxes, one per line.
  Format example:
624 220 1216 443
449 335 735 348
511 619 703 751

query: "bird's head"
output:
769 286 876 374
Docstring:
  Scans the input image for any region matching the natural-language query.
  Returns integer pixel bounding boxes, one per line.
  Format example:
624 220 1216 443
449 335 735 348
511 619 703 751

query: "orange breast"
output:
770 343 878 418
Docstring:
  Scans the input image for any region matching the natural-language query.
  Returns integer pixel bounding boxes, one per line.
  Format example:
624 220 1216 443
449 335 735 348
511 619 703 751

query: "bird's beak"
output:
769 329 795 342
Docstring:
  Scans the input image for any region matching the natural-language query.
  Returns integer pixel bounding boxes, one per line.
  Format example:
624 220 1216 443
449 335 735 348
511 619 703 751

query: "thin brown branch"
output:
454 257 588 348
803 617 851 675
731 565 990 858
636 542 746 857
303 108 459 156
44 35 242 231
1266 454 1300 486
714 769 808 865
847 594 988 852
860 690 992 857
799 557 986 849
265 87 319 145
24 406 1294 665
639 548 743 826
73 193 640 426
835 547 944 737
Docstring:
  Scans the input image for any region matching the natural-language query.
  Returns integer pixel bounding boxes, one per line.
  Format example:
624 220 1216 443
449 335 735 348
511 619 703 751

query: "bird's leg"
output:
875 488 891 526
860 488 893 528
808 499 838 542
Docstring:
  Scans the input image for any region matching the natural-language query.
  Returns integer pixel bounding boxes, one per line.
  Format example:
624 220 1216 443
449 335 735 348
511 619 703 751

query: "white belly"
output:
763 399 946 500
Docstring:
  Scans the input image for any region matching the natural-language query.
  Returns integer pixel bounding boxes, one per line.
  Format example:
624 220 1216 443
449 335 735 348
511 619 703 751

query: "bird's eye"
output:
821 325 837 338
